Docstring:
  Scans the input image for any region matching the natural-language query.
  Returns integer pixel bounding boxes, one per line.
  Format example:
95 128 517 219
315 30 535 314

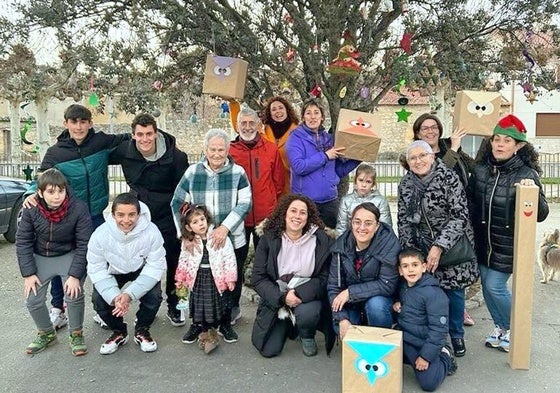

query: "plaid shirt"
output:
171 157 252 248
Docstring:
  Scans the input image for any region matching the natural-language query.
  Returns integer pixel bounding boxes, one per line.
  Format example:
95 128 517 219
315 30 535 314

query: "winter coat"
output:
469 152 549 273
229 99 297 194
110 129 189 235
87 201 166 304
175 226 237 294
398 160 479 290
16 192 92 279
335 189 393 235
170 158 252 249
286 124 359 203
27 128 130 216
396 273 449 363
251 228 333 352
328 222 401 322
230 136 285 227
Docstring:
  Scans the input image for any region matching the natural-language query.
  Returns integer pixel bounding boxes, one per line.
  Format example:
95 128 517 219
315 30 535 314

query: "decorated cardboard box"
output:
335 109 381 162
202 55 248 99
343 326 402 393
453 90 502 136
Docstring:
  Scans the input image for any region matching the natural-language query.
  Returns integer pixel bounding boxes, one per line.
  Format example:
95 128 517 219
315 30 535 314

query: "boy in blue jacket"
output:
393 249 457 392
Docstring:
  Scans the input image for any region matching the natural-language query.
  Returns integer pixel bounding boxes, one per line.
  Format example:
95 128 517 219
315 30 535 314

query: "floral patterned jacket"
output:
175 226 237 294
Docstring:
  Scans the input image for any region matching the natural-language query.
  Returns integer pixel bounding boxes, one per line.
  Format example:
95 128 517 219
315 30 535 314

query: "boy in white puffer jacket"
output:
87 193 166 355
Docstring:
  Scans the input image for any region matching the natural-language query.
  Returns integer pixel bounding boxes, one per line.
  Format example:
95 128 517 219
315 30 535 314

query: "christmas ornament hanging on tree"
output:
309 84 322 98
326 31 363 77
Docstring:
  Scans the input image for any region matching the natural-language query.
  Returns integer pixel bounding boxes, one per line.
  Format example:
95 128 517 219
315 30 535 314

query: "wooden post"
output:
509 184 539 370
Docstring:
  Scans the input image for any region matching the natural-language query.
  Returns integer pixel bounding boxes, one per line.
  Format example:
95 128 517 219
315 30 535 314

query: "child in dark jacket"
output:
393 249 456 392
16 169 92 356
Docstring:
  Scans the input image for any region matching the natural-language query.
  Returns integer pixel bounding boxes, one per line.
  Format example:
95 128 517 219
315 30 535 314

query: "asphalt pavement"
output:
1 203 559 393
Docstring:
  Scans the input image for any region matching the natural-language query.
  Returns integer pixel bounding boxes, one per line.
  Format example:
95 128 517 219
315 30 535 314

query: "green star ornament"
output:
396 107 412 122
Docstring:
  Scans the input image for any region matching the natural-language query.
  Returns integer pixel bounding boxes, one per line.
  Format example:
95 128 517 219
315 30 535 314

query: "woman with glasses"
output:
285 98 360 228
413 113 474 187
328 202 401 339
413 113 477 328
398 140 479 358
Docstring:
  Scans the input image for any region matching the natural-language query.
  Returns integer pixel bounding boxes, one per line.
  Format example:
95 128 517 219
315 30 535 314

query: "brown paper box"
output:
335 109 382 162
202 55 248 99
453 90 502 136
342 326 403 393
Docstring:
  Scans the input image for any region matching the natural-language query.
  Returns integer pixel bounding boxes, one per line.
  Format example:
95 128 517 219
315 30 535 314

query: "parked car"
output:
0 177 28 243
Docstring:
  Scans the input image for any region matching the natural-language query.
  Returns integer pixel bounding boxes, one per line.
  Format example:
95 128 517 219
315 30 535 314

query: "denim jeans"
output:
444 288 465 339
334 295 394 335
479 264 511 330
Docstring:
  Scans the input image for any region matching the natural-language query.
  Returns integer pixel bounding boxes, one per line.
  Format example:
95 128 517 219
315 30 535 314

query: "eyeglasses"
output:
351 219 377 229
407 152 432 163
419 125 439 133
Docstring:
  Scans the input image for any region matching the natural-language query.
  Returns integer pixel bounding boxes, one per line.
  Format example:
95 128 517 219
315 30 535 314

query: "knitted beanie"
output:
493 114 527 142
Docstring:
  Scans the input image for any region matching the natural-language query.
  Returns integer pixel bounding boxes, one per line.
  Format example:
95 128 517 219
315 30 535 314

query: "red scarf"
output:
37 195 70 223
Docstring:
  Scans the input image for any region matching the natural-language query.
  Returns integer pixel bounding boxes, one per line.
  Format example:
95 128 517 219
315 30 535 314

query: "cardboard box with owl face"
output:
202 55 248 99
342 326 402 393
334 109 381 162
453 90 503 136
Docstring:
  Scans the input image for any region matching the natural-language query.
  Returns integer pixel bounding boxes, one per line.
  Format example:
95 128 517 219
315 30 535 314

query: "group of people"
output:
16 99 549 392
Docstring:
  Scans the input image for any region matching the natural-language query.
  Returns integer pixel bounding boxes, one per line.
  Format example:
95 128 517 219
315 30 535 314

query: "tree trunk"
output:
35 99 51 161
158 99 169 131
7 100 22 163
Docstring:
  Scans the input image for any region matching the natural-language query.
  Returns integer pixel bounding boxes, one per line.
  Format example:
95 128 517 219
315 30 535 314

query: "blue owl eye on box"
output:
342 326 403 392
453 90 502 136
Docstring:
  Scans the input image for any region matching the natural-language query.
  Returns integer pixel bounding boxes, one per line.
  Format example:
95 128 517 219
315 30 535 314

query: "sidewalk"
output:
1 204 559 393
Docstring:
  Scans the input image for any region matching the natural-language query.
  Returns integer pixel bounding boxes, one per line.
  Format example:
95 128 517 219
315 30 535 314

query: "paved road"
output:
1 204 559 393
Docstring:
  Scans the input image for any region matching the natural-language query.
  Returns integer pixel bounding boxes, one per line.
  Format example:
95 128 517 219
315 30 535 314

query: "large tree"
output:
16 0 560 125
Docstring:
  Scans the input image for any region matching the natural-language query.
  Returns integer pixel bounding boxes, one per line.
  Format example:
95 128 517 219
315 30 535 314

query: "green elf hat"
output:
493 114 527 142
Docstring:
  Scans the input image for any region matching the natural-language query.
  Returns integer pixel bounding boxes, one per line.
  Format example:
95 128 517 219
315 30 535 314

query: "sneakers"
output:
167 309 186 327
230 307 242 326
69 330 88 356
50 307 68 330
93 313 109 329
134 328 158 353
218 324 239 343
182 324 203 344
301 338 318 357
498 330 510 353
26 330 57 354
100 329 129 355
463 310 475 326
451 337 466 357
442 345 458 376
199 328 220 354
485 325 503 348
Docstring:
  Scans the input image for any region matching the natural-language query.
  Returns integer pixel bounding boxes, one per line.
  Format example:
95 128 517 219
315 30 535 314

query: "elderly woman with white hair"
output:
397 140 478 359
171 128 251 343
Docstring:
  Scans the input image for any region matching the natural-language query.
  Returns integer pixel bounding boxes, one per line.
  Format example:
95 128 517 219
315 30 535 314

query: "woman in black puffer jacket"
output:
469 114 548 354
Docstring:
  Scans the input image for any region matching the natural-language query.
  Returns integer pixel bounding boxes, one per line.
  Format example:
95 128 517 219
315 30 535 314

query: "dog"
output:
538 229 560 284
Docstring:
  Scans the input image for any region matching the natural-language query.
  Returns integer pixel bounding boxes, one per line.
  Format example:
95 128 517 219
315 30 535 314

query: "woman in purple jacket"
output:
285 99 360 228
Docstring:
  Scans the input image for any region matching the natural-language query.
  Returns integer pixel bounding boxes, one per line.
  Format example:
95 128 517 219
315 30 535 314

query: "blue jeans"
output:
444 288 465 339
479 264 511 330
334 296 393 334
